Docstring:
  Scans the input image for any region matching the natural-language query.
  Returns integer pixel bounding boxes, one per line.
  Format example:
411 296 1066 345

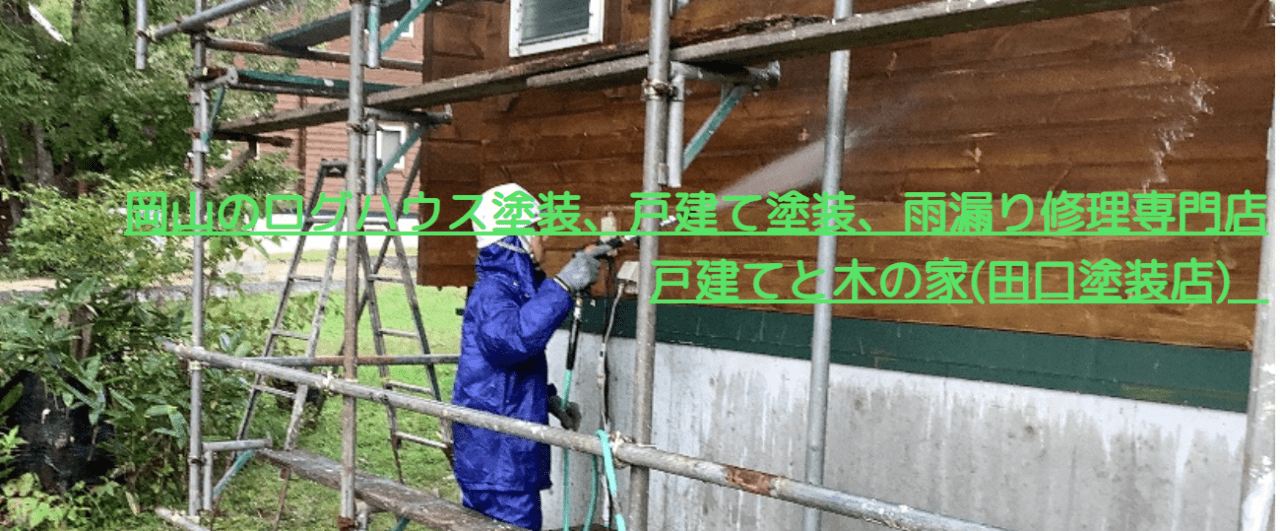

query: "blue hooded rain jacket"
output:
452 235 574 492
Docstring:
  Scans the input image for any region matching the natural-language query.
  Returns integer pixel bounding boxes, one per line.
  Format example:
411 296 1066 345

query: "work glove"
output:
555 249 602 293
548 395 582 431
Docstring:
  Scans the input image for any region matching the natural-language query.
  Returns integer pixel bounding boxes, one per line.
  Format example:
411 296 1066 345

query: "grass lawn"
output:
131 283 467 531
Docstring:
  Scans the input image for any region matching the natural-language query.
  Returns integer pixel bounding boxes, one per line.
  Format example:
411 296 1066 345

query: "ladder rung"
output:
291 275 324 283
251 385 298 399
385 381 436 396
272 330 310 340
394 431 447 450
298 217 396 229
379 329 419 339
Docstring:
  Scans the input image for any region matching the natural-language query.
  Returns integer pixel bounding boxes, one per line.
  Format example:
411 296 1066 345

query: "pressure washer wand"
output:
590 215 679 256
559 296 583 531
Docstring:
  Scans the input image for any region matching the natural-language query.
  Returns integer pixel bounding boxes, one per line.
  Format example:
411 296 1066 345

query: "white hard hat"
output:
473 183 542 249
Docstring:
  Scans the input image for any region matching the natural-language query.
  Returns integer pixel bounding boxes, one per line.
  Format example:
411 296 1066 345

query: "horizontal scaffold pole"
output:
164 341 1010 531
229 69 405 96
156 507 213 531
202 437 272 452
207 37 424 72
150 0 278 41
251 354 460 367
217 0 1175 135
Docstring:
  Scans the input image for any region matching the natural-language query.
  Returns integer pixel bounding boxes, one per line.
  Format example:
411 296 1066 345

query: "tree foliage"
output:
0 0 190 193
0 0 333 232
0 0 342 520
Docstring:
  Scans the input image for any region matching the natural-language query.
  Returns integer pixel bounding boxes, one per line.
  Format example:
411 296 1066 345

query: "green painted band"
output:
568 299 1250 412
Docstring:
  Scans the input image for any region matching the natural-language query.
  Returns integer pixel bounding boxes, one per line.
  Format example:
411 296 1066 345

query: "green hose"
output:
584 455 600 528
596 430 626 531
561 370 573 531
559 369 606 530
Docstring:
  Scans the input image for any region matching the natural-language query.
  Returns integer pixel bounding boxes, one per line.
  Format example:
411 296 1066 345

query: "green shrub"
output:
0 153 301 526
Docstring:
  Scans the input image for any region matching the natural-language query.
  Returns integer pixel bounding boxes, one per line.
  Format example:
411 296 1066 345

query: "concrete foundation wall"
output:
541 331 1246 531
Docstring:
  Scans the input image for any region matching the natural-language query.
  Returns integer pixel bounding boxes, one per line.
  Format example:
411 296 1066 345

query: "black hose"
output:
565 298 583 370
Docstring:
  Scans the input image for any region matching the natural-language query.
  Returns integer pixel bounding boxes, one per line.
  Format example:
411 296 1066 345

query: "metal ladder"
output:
229 149 454 529
344 157 451 483
235 154 451 474
236 159 346 449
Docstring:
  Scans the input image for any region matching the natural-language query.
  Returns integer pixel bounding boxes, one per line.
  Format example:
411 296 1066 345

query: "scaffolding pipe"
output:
365 116 379 195
665 72 685 188
157 507 214 531
188 355 203 517
342 0 369 524
367 0 381 69
682 84 747 167
251 355 459 367
134 0 148 69
803 1 852 530
1238 113 1276 531
165 343 1009 531
631 0 672 523
206 38 424 72
150 0 278 41
220 83 362 100
212 449 257 498
380 0 433 53
202 437 272 452
202 449 214 510
186 2 211 514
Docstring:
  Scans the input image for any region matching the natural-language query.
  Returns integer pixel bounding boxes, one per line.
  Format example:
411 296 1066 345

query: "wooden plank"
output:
221 0 1176 134
222 100 349 134
257 449 524 531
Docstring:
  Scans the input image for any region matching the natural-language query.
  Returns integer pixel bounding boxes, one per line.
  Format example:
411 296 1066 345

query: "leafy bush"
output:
0 427 131 530
0 154 301 526
4 181 188 287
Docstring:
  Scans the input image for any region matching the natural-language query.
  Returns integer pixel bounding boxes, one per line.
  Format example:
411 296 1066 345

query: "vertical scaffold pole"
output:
1238 108 1276 531
342 0 368 525
630 0 671 524
187 0 209 517
802 0 853 530
134 0 148 69
665 71 685 189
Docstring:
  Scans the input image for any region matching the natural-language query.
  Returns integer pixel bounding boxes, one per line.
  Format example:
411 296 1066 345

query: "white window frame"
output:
508 0 603 57
376 125 408 171
396 18 414 39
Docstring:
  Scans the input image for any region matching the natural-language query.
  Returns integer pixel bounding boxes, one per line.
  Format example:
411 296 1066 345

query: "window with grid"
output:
509 0 603 57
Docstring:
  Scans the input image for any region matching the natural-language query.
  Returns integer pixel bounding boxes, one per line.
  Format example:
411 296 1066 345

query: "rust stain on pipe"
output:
725 465 775 496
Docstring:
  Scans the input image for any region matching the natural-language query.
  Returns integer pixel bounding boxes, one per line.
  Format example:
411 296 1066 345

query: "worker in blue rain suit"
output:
452 183 598 530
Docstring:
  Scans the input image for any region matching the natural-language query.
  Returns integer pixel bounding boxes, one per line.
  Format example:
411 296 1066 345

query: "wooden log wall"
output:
416 0 1273 350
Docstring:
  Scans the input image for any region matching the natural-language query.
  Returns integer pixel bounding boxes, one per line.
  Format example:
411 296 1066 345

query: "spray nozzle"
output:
593 215 678 254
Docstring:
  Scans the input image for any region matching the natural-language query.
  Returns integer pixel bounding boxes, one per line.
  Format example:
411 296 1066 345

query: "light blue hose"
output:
558 371 605 531
561 370 573 531
584 455 600 528
596 430 626 531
